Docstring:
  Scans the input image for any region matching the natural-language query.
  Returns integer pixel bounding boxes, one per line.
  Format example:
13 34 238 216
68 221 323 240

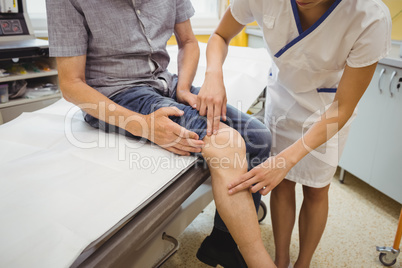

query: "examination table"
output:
0 43 271 268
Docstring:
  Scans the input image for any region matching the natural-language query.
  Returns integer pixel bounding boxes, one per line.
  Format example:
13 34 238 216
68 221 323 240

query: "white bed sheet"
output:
0 43 271 268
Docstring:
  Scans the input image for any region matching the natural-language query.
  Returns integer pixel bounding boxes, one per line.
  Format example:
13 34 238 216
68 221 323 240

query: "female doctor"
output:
198 0 391 267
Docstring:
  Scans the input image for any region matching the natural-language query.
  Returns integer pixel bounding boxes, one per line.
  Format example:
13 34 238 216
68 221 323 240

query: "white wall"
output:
26 0 47 37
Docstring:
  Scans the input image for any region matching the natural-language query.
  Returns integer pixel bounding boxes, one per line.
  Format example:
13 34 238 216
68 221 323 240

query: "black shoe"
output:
196 235 247 268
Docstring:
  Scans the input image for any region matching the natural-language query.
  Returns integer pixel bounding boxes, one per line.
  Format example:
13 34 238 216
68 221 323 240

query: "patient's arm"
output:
202 123 275 267
56 56 204 156
174 19 200 109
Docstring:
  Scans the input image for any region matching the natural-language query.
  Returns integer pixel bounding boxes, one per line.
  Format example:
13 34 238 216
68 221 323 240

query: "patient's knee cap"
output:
202 127 247 170
204 127 245 153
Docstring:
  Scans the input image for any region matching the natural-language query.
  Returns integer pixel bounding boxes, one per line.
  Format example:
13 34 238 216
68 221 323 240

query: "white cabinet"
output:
339 63 402 204
0 55 61 125
369 64 402 203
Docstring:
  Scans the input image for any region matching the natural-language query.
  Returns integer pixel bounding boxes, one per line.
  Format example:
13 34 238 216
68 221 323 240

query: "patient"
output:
46 0 273 266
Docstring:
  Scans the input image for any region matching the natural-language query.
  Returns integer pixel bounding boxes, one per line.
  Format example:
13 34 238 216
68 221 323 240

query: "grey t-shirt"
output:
46 0 195 97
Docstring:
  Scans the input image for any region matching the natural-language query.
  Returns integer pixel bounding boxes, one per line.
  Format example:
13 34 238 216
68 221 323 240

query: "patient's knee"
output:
203 124 245 152
202 124 247 170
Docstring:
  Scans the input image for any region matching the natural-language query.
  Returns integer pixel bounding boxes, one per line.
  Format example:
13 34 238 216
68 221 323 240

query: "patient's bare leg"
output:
201 123 275 268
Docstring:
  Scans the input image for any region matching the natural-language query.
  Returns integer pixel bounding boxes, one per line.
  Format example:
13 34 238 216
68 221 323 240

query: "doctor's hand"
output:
144 107 204 156
228 156 292 196
198 71 227 136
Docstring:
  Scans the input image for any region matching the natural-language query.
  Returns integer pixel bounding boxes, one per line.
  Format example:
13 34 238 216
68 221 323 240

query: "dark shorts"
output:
85 84 208 141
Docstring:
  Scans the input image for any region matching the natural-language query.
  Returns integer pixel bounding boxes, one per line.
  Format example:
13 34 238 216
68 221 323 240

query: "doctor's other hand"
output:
144 107 204 156
227 155 292 196
198 71 227 136
176 89 198 108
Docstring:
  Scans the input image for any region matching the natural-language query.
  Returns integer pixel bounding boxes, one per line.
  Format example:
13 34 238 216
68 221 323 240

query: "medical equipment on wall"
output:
0 0 49 60
0 0 18 13
0 0 60 124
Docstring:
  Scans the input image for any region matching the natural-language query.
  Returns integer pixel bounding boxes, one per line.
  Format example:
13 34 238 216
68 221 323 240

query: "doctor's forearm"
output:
205 7 245 73
205 33 229 74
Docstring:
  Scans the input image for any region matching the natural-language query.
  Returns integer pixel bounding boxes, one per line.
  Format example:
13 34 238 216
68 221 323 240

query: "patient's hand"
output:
198 71 227 136
176 89 197 108
144 107 204 156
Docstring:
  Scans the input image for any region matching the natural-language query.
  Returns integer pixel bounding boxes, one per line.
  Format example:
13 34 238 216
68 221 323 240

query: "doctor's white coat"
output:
230 0 392 187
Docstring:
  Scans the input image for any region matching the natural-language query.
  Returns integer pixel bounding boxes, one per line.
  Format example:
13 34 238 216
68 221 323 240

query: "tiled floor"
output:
162 170 401 267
